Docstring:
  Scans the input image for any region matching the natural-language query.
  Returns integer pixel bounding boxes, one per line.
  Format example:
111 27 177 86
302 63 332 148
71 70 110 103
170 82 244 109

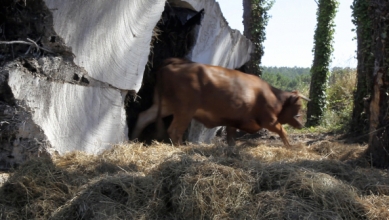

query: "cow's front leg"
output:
226 126 237 146
267 122 291 148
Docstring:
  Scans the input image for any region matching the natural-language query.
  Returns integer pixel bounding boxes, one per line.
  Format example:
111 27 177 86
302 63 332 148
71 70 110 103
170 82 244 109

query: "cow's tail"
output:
155 58 193 139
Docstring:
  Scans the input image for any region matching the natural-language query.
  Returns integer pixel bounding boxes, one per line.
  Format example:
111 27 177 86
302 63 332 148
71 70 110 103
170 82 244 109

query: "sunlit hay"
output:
170 161 256 219
240 143 322 163
182 142 238 159
308 140 367 161
1 140 388 219
51 173 165 220
97 142 183 175
362 195 389 219
54 142 182 177
256 163 366 219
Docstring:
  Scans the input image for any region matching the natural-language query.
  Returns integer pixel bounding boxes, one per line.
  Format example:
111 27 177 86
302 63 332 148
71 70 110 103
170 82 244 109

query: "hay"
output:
0 140 388 219
169 161 255 219
0 158 74 219
51 173 165 220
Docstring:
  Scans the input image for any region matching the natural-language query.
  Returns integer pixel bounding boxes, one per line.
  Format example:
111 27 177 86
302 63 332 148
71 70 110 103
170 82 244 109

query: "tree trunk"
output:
242 0 256 74
349 0 374 138
243 0 253 41
365 0 389 168
306 0 339 126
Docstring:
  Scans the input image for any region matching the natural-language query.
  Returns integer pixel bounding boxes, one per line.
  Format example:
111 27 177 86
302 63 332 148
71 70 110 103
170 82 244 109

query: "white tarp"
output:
186 0 252 68
8 65 128 155
44 0 166 91
7 0 252 155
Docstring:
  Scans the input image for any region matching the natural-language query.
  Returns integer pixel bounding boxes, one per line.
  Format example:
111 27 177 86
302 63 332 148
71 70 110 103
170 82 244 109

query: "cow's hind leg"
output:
131 104 171 139
167 113 194 146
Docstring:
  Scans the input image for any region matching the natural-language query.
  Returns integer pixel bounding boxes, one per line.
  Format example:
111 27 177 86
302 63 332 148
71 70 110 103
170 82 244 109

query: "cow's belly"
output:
193 109 261 133
193 109 223 128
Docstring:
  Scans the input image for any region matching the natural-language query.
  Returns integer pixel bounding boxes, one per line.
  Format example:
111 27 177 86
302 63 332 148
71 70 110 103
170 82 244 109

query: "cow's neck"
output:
270 86 290 105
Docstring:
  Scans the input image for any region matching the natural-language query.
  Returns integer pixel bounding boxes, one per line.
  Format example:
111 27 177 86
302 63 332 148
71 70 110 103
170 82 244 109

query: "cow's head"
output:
278 91 310 129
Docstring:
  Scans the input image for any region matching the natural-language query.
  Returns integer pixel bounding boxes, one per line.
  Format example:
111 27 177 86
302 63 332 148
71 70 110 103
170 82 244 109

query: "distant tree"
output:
242 0 274 76
262 66 311 91
306 0 339 126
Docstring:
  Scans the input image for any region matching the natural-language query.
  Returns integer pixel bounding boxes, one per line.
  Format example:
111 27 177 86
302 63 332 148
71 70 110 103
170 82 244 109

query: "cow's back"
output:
157 60 275 128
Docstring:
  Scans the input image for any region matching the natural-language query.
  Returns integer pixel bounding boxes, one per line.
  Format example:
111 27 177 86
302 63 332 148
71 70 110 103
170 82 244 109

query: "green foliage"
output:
246 0 274 76
306 0 339 127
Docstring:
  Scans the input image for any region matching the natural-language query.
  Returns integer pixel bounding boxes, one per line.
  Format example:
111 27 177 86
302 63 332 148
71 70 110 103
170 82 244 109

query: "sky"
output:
217 0 357 68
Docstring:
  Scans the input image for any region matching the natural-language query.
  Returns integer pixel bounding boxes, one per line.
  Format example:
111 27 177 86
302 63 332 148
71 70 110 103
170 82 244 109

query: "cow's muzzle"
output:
293 114 304 129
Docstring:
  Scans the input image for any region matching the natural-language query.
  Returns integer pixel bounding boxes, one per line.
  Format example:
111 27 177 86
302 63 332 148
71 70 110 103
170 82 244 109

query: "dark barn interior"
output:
126 2 204 144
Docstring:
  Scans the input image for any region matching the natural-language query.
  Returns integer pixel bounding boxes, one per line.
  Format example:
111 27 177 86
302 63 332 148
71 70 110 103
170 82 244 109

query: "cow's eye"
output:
294 114 301 118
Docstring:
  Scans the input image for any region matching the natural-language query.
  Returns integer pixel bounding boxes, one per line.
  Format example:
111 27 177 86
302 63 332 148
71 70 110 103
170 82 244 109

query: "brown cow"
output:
132 58 310 147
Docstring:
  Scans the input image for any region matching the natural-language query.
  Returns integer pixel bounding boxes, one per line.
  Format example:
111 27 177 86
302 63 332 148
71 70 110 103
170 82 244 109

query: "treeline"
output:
261 66 311 91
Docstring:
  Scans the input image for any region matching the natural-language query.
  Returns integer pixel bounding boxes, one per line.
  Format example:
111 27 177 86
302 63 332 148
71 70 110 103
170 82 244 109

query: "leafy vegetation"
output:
322 67 356 131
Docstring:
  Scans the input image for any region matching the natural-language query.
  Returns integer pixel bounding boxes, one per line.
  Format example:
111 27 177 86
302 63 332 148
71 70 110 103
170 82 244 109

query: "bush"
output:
322 67 356 131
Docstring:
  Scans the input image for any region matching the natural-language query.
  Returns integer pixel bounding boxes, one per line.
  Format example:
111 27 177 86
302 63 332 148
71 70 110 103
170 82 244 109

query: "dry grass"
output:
0 140 388 219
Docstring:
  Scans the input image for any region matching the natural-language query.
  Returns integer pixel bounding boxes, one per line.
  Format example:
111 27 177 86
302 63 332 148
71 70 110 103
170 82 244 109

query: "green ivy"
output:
306 0 339 127
246 0 274 76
